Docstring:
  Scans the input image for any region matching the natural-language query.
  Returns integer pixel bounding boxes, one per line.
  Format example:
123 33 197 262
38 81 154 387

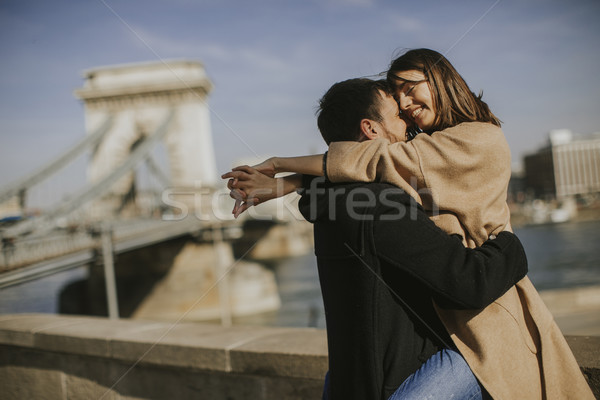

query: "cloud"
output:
123 24 295 75
386 13 424 32
238 48 289 72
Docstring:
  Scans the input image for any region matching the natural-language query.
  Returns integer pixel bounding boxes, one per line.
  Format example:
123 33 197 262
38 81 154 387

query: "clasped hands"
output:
221 158 281 218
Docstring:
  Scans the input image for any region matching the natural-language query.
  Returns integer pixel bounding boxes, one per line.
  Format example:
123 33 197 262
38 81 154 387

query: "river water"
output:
1 220 599 329
514 219 600 290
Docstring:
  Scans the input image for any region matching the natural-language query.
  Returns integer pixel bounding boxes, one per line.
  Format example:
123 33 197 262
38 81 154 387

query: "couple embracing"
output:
223 48 593 400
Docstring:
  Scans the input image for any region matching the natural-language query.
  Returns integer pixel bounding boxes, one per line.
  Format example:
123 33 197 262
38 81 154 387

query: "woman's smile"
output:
393 69 436 131
411 107 423 119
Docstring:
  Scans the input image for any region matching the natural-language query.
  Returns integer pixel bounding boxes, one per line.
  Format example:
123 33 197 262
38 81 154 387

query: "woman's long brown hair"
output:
387 48 501 133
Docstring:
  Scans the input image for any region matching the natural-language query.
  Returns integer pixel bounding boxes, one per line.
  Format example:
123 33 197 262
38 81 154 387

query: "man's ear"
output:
360 119 379 140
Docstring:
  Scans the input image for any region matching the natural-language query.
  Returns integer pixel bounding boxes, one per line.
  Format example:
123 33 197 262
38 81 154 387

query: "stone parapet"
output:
0 314 598 399
0 314 327 399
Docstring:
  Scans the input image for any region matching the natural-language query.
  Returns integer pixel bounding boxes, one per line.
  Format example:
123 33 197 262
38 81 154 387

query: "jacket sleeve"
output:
327 138 425 190
327 123 513 245
371 200 527 309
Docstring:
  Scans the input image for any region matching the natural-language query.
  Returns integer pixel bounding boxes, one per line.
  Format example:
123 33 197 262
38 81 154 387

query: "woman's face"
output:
392 69 435 131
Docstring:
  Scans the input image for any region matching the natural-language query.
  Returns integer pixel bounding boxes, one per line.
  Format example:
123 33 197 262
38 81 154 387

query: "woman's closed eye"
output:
399 79 427 97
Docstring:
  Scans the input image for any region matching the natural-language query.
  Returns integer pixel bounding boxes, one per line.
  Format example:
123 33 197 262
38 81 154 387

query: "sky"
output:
1 0 599 207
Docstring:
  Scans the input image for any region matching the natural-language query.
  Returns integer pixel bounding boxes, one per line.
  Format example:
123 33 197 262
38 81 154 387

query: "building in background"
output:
524 129 600 200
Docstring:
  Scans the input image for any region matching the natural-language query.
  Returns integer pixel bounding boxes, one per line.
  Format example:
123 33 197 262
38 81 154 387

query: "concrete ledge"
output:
0 314 598 399
564 335 600 397
0 314 327 399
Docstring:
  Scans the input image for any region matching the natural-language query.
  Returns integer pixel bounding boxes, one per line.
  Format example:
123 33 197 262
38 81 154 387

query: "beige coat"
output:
327 122 594 399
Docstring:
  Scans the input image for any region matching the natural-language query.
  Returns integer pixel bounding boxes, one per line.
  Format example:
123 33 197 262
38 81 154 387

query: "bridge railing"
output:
0 229 98 272
0 217 242 290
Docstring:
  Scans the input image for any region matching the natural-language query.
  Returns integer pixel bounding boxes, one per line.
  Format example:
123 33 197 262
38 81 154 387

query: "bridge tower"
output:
74 60 218 217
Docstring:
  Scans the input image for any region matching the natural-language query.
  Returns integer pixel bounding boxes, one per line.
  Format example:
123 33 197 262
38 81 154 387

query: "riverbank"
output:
539 285 600 335
510 202 600 228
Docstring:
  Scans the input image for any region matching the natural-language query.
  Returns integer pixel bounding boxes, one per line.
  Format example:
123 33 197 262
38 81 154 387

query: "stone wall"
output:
0 314 598 399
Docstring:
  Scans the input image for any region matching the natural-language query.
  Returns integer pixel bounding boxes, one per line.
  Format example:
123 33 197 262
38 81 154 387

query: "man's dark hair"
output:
317 78 391 144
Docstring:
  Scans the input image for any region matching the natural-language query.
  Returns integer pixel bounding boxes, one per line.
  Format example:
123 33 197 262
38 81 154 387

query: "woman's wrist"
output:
271 157 282 174
266 174 302 199
273 154 324 176
282 173 303 193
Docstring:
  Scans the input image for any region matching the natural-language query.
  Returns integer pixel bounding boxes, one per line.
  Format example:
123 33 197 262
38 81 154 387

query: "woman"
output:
223 49 593 399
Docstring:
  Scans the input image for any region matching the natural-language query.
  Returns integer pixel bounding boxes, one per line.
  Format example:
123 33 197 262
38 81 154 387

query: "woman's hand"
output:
221 166 284 218
221 166 303 218
223 165 282 200
222 158 278 216
249 157 278 178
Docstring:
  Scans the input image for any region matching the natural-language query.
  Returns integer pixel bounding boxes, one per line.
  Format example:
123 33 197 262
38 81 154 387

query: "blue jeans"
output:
322 349 484 400
387 349 483 399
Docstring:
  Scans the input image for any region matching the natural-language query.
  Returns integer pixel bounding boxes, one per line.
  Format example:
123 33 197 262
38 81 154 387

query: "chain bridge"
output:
0 60 311 322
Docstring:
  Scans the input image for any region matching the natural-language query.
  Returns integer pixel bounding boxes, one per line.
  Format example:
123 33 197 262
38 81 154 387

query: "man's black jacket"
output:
298 179 528 400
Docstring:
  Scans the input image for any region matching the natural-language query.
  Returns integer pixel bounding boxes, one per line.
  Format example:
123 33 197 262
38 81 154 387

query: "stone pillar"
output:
74 60 218 218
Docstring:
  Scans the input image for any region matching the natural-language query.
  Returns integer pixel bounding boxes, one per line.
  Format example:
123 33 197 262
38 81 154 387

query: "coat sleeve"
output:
327 123 512 245
370 199 527 309
327 138 425 192
326 138 426 205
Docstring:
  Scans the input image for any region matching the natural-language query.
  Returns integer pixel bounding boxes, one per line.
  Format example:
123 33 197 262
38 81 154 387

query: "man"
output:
223 79 527 399
223 79 410 217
